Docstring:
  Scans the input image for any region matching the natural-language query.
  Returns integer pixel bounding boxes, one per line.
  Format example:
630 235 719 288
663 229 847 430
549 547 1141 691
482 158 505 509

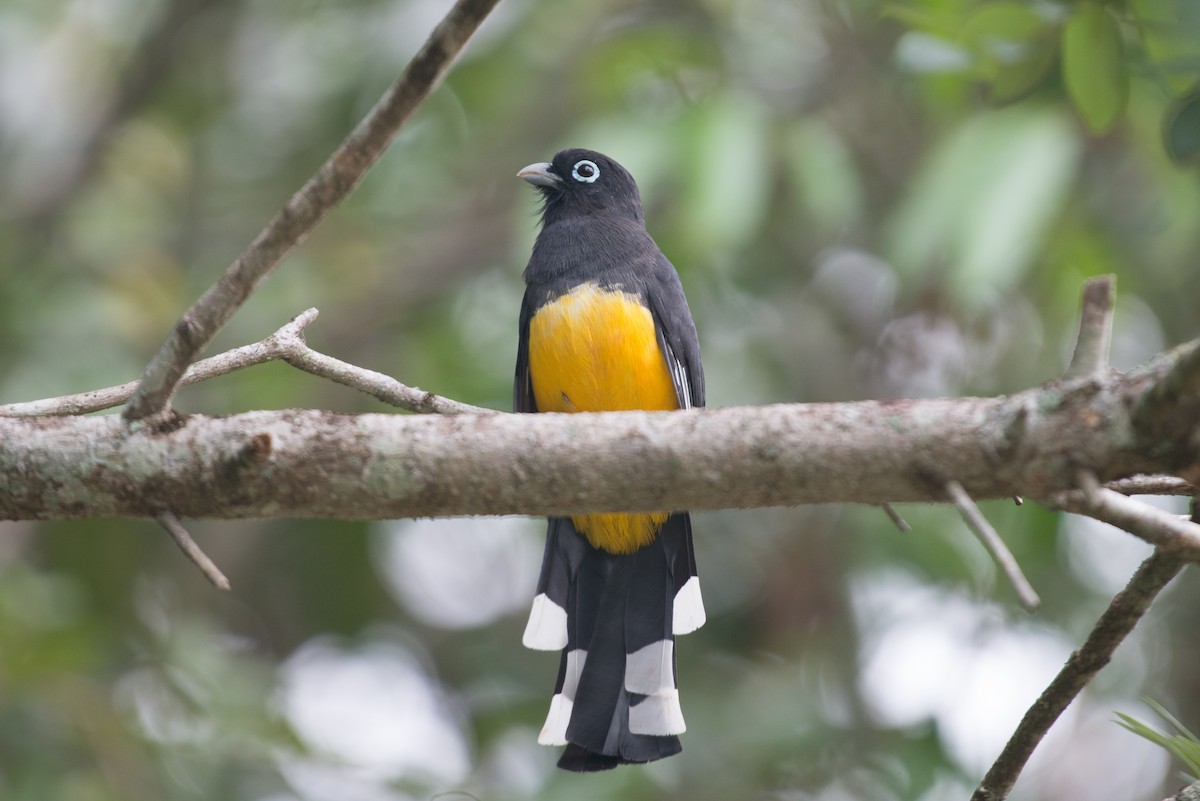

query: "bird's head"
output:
518 148 644 225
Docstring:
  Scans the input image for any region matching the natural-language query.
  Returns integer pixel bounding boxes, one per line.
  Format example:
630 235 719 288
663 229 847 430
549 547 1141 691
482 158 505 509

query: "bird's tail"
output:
522 514 705 771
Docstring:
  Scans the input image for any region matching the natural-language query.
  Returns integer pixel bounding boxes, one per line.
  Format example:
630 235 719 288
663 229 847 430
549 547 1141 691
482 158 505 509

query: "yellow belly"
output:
528 282 678 554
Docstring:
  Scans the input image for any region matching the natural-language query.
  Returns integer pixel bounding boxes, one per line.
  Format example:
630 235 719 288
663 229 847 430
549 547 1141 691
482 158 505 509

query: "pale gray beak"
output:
517 162 561 187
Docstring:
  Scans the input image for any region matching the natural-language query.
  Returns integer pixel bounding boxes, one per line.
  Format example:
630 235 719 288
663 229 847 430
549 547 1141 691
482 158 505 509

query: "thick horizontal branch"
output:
3 354 1198 544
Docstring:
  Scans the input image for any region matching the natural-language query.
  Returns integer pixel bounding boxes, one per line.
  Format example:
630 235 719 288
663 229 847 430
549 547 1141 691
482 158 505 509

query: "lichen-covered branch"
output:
3 349 1199 539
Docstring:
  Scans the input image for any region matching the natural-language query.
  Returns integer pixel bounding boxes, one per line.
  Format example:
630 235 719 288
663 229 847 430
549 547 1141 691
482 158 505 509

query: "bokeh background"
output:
1 0 1199 799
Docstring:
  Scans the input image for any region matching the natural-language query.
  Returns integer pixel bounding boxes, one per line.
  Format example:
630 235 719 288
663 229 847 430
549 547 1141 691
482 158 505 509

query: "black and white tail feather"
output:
523 515 705 770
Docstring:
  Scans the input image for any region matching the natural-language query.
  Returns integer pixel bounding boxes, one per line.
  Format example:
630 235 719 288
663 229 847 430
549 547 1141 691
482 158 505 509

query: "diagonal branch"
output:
156 511 231 591
121 0 502 423
971 549 1187 801
278 337 485 416
945 480 1040 612
880 503 912 533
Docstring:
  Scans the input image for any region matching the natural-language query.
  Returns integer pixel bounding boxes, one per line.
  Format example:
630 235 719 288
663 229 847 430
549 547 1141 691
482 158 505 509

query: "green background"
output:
1 0 1198 799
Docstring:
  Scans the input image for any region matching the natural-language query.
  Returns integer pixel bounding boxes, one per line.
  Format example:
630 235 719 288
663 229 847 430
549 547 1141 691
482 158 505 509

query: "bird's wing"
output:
514 289 538 413
647 253 704 410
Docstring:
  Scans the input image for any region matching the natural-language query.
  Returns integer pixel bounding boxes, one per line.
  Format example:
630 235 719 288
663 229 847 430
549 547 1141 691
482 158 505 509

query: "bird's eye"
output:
571 160 600 183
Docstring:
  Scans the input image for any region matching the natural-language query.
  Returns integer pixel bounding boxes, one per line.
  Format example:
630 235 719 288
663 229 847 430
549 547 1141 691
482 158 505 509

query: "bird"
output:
514 148 706 771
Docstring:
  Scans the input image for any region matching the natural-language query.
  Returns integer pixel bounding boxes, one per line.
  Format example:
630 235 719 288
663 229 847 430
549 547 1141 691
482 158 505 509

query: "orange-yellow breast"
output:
528 282 677 554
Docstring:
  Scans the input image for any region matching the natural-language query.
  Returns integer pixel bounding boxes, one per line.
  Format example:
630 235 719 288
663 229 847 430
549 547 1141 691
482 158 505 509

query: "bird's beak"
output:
517 162 561 187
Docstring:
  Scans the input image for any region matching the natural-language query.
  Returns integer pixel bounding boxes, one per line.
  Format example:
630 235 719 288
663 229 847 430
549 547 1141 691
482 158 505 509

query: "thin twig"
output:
881 503 911 533
0 309 320 417
0 308 484 417
121 0 502 423
945 480 1041 612
1064 275 1115 379
279 343 485 415
1051 471 1200 559
156 512 231 591
971 549 1186 801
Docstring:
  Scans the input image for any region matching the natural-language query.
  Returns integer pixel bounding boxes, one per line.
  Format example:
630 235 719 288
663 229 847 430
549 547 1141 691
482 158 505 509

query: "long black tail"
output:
523 514 705 771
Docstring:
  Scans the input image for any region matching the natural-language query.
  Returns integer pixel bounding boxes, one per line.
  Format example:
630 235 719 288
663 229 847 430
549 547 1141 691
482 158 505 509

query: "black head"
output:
517 148 644 226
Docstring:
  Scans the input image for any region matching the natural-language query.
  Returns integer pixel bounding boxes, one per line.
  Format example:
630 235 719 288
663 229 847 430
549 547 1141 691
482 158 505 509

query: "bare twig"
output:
121 0 502 423
1050 471 1200 559
881 502 911 533
279 344 485 415
0 308 483 417
971 549 1186 801
1064 275 1115 379
1 310 321 417
945 480 1040 612
156 511 231 591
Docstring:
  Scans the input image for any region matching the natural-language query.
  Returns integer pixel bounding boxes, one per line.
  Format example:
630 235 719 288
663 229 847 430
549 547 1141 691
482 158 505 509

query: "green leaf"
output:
961 2 1057 103
881 2 963 39
1117 701 1200 779
1061 4 1129 133
1164 87 1200 163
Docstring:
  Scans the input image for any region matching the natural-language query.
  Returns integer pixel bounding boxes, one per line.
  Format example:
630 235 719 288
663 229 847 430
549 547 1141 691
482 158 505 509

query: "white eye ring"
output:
571 159 600 183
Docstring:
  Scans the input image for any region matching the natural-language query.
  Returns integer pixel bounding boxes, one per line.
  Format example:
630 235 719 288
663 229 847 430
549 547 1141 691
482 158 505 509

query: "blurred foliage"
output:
1 0 1199 799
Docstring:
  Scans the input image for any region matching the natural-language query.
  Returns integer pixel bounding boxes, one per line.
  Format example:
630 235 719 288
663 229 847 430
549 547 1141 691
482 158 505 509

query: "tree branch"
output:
1168 780 1200 801
971 550 1190 800
1 310 320 417
1104 475 1195 496
156 511 230 591
1064 275 1115 379
1046 471 1200 555
881 503 912 533
0 309 483 417
3 358 1199 535
945 480 1040 612
120 0 502 423
279 338 485 416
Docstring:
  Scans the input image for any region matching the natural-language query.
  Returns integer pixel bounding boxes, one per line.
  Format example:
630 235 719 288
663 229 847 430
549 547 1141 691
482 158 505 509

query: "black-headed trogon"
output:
514 148 706 772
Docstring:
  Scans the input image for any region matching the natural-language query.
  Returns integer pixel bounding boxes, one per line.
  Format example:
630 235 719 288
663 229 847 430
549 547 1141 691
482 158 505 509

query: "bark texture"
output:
3 343 1197 528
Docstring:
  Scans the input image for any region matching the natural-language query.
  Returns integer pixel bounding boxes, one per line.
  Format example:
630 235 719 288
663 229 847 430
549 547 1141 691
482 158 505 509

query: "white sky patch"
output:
372 516 542 630
855 570 1075 775
1060 495 1182 597
276 638 470 796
